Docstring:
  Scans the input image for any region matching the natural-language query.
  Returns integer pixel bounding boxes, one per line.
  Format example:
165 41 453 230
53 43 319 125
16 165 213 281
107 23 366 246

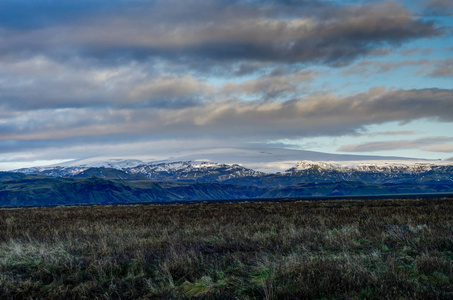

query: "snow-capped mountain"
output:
14 159 145 177
14 166 88 177
11 156 453 186
282 160 453 185
8 147 423 173
14 160 263 183
285 160 453 174
127 161 263 182
53 158 145 169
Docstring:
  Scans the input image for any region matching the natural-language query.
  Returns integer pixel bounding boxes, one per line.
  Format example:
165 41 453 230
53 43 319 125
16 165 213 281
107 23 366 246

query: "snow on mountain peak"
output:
125 160 262 181
142 161 221 172
55 158 145 169
286 160 453 173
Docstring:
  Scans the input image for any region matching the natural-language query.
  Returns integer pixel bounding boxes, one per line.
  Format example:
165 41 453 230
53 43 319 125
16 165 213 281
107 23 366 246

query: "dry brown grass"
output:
0 198 452 299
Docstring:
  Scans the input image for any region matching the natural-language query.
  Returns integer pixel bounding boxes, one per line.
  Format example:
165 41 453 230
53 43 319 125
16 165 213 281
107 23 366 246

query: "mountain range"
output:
13 159 453 186
1 152 452 206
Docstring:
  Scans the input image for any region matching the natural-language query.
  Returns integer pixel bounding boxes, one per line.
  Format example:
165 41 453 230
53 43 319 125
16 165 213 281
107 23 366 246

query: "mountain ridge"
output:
12 159 453 186
8 147 431 173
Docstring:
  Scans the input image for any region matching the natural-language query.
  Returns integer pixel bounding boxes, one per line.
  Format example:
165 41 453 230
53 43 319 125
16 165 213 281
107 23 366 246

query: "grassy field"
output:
0 198 452 299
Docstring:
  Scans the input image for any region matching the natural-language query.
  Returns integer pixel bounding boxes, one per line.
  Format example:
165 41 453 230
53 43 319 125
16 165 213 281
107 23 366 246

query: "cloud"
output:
0 1 450 166
342 58 453 78
0 56 120 110
342 59 430 76
424 0 453 16
2 87 453 147
0 137 247 164
0 56 213 111
427 58 453 77
359 130 420 137
125 75 213 108
337 137 453 152
0 1 441 69
0 1 445 115
422 144 453 152
399 48 435 56
221 70 314 99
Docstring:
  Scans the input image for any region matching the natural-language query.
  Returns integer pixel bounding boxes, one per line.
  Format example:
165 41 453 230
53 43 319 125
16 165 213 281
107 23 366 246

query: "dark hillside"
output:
263 181 453 198
1 176 453 207
0 177 268 206
0 172 27 181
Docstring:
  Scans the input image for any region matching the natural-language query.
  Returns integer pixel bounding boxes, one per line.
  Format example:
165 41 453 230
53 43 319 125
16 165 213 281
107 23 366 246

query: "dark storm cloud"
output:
0 0 441 67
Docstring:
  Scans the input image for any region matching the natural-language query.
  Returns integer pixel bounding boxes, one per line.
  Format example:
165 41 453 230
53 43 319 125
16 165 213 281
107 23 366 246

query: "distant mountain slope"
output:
0 177 267 207
1 176 452 207
263 181 453 198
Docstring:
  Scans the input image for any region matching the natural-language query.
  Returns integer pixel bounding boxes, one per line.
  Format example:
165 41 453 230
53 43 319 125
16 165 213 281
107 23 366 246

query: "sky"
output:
0 0 452 170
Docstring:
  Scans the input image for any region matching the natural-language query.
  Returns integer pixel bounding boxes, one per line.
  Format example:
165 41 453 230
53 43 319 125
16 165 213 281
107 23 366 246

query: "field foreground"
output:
0 198 452 299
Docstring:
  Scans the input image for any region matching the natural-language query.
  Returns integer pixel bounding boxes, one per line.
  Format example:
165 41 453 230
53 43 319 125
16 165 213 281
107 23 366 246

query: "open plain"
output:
0 197 452 299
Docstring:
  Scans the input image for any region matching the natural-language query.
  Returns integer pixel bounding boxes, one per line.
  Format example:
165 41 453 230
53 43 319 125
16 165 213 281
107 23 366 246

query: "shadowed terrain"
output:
1 175 453 207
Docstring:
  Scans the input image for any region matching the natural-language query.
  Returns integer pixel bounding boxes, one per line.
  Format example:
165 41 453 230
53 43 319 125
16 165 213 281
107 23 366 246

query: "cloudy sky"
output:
1 0 452 170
